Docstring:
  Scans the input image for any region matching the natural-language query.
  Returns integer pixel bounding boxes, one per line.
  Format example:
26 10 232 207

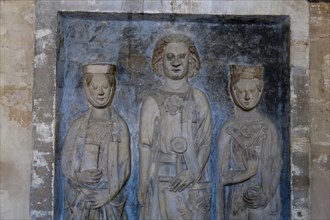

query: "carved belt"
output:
158 153 176 163
158 176 211 190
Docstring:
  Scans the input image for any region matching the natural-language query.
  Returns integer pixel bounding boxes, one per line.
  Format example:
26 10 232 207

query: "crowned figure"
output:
217 65 282 219
61 64 130 220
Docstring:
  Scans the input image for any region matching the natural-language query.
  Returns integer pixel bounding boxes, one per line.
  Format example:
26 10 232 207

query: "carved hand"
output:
243 148 259 176
170 170 193 192
76 169 103 185
86 190 110 209
242 185 266 209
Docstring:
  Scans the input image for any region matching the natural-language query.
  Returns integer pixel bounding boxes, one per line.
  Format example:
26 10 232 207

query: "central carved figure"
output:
139 34 212 219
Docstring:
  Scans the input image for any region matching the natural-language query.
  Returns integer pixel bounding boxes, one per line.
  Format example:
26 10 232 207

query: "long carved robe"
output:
62 108 130 220
219 112 282 220
139 86 212 219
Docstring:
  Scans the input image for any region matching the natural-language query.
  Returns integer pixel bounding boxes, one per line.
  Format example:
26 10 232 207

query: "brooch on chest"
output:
164 95 184 115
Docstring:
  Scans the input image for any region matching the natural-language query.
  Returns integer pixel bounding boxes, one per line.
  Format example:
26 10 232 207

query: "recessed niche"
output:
55 12 290 220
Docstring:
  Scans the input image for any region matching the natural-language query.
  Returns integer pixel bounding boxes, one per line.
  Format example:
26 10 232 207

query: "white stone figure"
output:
217 65 282 220
62 64 130 220
138 34 212 219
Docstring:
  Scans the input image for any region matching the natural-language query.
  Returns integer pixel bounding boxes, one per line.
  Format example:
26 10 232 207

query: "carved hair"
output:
152 34 200 78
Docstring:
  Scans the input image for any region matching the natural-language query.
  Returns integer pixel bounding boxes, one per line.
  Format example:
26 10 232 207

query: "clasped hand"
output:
242 185 266 209
76 169 110 209
170 170 193 192
85 190 110 209
242 148 259 176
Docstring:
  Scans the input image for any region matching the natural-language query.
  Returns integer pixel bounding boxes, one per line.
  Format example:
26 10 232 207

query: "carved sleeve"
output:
117 119 131 196
216 123 232 220
61 119 81 183
138 96 160 203
194 89 212 176
261 122 282 203
218 127 232 184
140 96 160 149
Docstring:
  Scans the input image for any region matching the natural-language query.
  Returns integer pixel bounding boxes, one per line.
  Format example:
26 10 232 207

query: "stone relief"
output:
217 65 282 219
61 64 131 219
138 34 212 219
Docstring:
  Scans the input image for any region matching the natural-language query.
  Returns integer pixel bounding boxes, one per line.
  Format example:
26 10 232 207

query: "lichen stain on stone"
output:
292 164 303 176
31 170 44 188
321 54 330 91
34 53 48 68
1 85 32 105
8 107 32 128
313 154 330 172
171 0 199 13
33 150 50 171
311 3 330 17
0 161 17 190
30 210 52 218
21 3 35 25
292 136 309 152
292 208 308 220
35 122 53 143
36 29 52 39
1 85 32 127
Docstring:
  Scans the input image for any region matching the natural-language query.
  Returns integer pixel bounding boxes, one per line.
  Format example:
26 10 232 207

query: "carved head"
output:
229 65 264 111
83 64 116 108
152 34 200 80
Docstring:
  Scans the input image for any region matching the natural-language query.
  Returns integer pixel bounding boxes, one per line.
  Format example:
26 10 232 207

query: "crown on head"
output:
83 64 116 76
230 65 263 82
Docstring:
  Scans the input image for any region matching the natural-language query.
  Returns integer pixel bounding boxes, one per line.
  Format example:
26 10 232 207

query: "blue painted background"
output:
55 13 290 220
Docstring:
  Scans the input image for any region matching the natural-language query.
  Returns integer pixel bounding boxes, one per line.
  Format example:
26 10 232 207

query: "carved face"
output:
232 78 263 111
85 74 115 108
163 42 189 80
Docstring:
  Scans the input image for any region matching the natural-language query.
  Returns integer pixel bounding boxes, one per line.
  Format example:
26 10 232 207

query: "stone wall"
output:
310 3 330 219
0 0 35 219
0 0 329 219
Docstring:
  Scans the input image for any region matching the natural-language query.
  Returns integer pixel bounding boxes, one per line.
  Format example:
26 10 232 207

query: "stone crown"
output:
83 64 116 75
230 65 263 80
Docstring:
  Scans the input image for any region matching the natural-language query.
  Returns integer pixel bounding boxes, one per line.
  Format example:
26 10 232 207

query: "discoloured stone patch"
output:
8 107 32 128
36 29 52 39
171 0 199 13
292 208 309 220
0 1 34 219
33 150 51 171
313 154 330 172
34 53 48 69
35 122 54 144
31 170 45 188
310 2 330 219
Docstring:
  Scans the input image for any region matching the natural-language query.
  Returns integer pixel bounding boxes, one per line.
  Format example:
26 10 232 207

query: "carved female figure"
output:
139 34 212 219
61 64 130 219
217 65 282 219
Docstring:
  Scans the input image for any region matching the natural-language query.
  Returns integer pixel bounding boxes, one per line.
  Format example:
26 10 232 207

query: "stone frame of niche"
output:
31 1 310 219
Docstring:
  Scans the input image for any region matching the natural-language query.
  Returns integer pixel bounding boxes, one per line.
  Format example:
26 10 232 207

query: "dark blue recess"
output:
55 12 290 220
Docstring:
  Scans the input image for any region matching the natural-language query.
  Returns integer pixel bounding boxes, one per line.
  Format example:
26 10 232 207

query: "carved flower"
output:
240 122 262 138
164 95 184 115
